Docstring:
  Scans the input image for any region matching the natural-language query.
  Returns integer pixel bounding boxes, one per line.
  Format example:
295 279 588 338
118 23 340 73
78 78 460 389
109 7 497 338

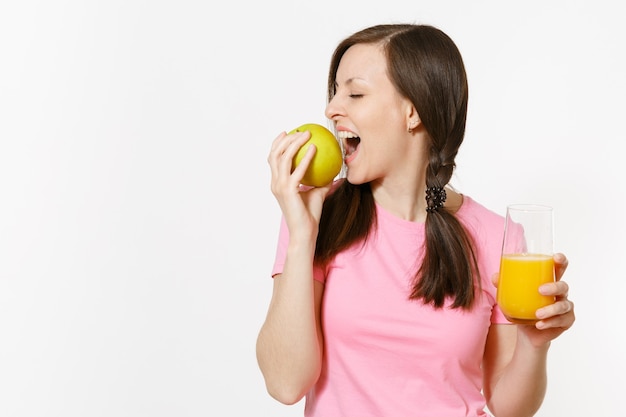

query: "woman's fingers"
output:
268 131 312 183
553 253 569 281
536 296 574 319
539 279 569 298
535 298 575 330
291 144 317 180
534 277 575 330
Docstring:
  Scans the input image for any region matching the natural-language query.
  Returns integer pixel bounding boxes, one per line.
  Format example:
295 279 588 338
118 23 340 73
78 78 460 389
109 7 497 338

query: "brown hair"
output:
315 24 480 309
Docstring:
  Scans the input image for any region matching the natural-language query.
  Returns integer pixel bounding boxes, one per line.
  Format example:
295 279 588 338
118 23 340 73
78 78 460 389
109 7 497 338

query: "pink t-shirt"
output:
271 195 510 417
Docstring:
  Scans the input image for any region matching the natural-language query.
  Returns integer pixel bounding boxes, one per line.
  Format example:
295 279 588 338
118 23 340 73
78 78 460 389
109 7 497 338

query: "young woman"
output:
257 24 575 417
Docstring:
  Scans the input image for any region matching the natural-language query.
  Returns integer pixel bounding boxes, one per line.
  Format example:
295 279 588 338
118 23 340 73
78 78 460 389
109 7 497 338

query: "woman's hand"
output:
491 253 575 348
520 253 576 347
267 130 333 240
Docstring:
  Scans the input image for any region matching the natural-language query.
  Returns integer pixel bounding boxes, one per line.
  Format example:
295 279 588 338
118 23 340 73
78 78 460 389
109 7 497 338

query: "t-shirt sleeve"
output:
490 301 510 324
462 198 513 325
270 216 326 283
271 216 289 278
487 254 512 324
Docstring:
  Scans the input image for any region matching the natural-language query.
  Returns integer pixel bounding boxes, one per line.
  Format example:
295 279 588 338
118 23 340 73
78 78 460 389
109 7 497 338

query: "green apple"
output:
290 123 343 187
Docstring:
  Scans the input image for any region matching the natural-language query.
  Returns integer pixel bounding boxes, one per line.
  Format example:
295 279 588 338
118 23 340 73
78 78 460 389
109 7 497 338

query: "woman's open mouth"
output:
337 130 360 163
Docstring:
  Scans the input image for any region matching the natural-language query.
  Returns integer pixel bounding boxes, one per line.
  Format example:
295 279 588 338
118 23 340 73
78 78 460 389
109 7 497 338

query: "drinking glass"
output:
496 204 556 324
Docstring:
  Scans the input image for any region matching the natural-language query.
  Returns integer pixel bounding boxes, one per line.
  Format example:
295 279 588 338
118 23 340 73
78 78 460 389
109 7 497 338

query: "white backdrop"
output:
1 1 624 416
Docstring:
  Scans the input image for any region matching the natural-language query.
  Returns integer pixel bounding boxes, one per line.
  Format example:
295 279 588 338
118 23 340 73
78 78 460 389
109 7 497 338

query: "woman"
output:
257 24 575 417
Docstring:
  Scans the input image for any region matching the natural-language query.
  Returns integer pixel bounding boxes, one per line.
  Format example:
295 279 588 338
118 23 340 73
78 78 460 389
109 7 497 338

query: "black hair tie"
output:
425 187 447 213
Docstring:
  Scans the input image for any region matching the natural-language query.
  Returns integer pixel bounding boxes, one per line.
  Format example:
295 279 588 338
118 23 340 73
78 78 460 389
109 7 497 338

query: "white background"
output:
1 1 624 416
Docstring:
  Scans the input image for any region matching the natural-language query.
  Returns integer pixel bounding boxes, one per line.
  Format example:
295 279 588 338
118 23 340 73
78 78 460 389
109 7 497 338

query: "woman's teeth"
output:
337 131 358 139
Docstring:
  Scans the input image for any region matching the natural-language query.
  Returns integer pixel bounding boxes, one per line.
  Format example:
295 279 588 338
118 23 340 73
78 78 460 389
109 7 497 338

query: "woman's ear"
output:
406 105 421 133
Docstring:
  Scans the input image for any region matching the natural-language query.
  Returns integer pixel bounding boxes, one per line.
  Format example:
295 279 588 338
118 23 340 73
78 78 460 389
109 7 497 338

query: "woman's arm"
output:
256 262 325 404
483 253 575 417
256 130 331 404
483 324 549 417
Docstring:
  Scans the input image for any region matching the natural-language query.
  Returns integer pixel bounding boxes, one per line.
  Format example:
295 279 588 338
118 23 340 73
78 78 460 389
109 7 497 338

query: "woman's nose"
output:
325 95 342 120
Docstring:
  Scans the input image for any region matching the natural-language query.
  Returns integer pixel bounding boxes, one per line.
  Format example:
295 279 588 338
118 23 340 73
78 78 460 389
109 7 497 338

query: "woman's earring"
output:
408 119 419 133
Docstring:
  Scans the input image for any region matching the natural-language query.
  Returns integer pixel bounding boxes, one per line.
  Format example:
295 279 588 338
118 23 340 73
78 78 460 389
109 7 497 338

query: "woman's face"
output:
325 43 418 186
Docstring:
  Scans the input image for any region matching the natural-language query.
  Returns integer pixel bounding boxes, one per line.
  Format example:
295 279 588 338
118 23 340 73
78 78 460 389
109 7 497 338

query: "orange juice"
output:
497 254 555 324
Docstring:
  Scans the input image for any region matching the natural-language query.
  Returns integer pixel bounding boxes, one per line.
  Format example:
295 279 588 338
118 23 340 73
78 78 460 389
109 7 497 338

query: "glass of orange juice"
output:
496 204 556 324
